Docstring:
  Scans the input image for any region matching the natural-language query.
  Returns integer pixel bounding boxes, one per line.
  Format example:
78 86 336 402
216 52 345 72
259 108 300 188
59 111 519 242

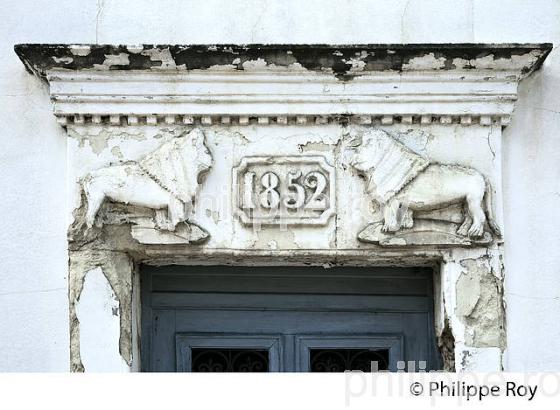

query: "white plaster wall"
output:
0 0 558 371
0 0 97 371
75 268 130 372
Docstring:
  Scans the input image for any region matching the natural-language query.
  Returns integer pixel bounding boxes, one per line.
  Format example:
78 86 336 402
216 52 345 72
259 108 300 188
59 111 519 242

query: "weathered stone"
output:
456 257 506 348
16 43 549 372
15 44 552 80
350 129 502 244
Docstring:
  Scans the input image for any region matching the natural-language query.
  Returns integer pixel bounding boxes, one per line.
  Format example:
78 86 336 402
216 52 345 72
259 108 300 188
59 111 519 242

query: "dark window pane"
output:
191 348 269 372
310 349 389 372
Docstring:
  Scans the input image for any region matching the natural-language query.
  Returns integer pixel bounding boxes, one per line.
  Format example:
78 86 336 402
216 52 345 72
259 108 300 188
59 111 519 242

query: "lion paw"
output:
468 224 484 238
155 220 175 231
382 223 399 233
382 223 394 233
401 211 414 229
458 214 473 236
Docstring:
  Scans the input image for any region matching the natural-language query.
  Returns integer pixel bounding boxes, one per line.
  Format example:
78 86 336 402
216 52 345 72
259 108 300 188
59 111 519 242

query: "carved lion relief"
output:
78 128 213 244
349 129 502 246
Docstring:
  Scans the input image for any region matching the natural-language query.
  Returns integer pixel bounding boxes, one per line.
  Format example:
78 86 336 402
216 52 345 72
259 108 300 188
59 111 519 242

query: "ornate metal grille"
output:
191 348 269 372
310 349 389 372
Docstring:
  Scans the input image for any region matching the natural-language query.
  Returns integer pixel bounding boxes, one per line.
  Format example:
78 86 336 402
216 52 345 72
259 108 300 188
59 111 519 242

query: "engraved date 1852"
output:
233 156 336 225
243 170 327 210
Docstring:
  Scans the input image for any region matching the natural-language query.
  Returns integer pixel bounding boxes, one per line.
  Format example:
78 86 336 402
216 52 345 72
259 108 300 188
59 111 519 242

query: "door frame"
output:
140 265 440 372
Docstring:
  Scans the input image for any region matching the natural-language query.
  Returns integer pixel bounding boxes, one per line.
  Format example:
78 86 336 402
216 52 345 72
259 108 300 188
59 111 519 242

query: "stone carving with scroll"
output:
80 128 213 244
349 129 502 246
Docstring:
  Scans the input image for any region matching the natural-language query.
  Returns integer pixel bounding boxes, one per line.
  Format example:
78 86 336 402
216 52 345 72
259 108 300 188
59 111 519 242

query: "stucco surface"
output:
0 0 559 371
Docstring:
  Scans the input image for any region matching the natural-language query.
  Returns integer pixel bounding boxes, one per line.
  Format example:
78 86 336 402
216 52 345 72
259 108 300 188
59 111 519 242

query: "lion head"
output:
349 129 429 203
139 128 213 203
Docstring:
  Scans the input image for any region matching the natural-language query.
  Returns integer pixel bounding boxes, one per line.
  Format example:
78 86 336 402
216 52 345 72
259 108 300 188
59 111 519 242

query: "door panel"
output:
295 335 402 372
141 265 441 372
176 334 282 372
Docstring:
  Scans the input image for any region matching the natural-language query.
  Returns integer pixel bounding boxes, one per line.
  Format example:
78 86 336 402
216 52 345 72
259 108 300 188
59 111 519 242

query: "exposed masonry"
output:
456 257 506 348
55 114 511 127
438 318 456 372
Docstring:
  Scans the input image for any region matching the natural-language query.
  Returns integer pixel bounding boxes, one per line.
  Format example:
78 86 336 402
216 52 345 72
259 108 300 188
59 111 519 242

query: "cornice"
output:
15 43 552 126
15 43 552 79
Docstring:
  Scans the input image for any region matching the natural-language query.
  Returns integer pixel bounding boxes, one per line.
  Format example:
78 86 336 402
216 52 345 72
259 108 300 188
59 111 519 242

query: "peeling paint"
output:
126 45 143 54
342 58 366 72
67 127 109 154
15 43 552 81
93 53 130 69
69 45 91 56
298 141 333 152
459 346 502 371
452 50 543 71
212 130 251 145
207 63 238 71
141 48 177 69
393 129 434 155
438 318 456 371
111 146 123 159
242 58 269 71
67 126 146 155
52 56 73 64
456 257 505 348
75 267 129 372
18 43 532 373
69 250 133 372
62 122 510 372
402 53 446 70
252 227 299 249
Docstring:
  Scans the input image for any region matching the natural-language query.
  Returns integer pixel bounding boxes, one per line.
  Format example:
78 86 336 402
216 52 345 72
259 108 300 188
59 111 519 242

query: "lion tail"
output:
484 177 502 237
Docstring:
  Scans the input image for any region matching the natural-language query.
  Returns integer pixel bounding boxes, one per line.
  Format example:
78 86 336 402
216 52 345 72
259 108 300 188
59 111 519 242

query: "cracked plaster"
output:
64 123 508 371
15 43 548 372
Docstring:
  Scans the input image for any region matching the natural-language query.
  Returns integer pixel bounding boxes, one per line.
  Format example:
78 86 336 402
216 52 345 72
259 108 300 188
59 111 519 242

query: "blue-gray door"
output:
141 266 442 372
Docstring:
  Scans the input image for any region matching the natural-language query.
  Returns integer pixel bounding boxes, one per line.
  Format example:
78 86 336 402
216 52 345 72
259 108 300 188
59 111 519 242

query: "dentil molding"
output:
15 43 551 126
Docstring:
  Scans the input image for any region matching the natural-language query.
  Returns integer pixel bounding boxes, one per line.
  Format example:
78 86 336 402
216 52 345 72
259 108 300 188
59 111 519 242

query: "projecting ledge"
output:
14 43 552 78
14 43 552 122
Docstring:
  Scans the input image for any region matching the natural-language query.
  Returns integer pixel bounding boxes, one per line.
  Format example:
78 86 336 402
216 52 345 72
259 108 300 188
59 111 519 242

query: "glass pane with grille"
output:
309 349 389 372
191 348 269 372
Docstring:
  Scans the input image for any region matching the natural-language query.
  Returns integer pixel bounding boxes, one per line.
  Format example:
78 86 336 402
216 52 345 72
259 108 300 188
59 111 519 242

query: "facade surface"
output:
0 0 559 372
